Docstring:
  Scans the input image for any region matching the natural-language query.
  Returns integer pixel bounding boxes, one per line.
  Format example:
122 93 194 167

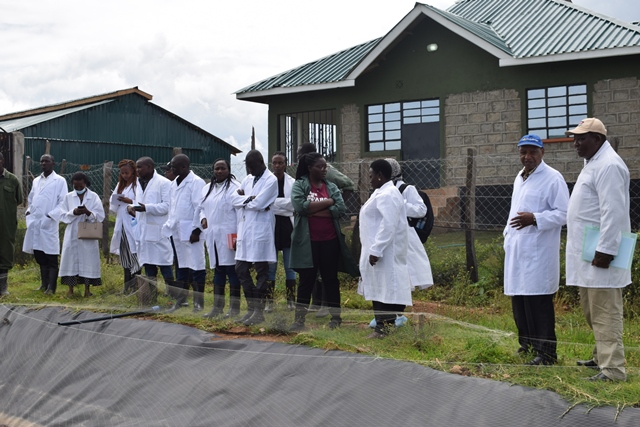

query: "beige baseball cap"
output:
565 118 607 137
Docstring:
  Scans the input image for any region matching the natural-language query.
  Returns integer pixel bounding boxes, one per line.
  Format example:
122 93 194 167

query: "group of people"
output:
504 117 631 382
6 116 627 377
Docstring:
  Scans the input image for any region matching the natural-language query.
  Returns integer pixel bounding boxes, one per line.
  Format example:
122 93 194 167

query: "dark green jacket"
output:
289 177 359 277
0 170 23 269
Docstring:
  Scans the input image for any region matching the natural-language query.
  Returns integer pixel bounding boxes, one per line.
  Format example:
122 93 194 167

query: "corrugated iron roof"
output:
237 0 640 98
236 38 381 95
0 100 113 132
448 0 640 59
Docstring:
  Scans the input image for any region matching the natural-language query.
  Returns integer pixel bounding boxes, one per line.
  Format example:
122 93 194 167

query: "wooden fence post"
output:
45 140 51 155
102 161 114 258
465 148 478 283
23 156 32 207
60 159 67 175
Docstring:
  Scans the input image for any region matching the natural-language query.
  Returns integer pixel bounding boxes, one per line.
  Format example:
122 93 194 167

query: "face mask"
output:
75 187 87 195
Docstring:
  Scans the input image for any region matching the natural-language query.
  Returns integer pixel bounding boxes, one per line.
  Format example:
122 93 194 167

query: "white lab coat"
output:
566 141 631 288
135 172 173 267
109 183 139 255
199 178 241 267
396 180 434 290
503 160 569 295
271 173 295 226
54 190 105 279
162 171 206 271
23 171 68 255
230 170 278 263
358 181 412 306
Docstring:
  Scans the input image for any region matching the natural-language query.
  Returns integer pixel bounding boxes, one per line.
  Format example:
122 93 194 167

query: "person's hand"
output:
592 251 614 269
134 203 146 212
118 196 133 204
189 230 200 244
509 212 535 229
237 189 245 196
369 255 379 266
126 205 136 216
201 218 208 229
73 207 85 216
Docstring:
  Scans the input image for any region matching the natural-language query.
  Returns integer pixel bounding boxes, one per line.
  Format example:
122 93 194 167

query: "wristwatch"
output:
532 214 537 226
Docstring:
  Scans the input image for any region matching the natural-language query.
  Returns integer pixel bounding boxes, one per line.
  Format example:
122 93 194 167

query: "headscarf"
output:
385 158 402 182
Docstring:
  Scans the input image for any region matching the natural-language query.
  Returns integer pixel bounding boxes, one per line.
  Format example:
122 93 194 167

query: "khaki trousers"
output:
579 287 626 381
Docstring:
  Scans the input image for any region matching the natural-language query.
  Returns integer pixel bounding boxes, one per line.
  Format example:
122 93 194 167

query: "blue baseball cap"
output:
517 134 543 148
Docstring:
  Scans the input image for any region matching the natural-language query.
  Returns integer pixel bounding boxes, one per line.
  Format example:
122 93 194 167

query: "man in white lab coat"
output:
130 157 174 304
23 154 68 294
565 118 631 382
163 154 206 312
503 134 569 366
231 150 278 326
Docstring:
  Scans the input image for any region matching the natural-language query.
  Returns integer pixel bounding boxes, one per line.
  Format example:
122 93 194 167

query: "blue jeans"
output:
268 247 296 281
212 264 241 312
176 268 206 306
144 264 174 281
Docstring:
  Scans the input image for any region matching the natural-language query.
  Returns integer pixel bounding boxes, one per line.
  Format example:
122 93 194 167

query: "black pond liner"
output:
0 305 637 427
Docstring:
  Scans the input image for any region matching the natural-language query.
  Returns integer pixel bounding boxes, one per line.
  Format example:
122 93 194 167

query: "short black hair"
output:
71 172 91 187
370 159 392 180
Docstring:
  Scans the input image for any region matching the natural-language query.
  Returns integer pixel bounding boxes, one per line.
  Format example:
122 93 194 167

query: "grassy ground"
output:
4 228 640 411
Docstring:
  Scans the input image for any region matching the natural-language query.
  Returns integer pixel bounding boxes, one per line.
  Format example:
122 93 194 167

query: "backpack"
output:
398 183 434 243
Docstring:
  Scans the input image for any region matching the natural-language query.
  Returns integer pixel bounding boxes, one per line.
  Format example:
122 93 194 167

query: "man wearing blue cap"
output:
503 134 569 365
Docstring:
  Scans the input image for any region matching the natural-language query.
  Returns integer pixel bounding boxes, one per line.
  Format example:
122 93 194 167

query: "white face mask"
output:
75 187 87 195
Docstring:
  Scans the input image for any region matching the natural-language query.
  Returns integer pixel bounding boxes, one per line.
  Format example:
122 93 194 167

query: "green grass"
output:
4 228 640 411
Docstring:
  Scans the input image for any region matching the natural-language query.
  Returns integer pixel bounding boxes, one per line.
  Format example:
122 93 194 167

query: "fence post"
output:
60 159 67 175
172 147 182 157
23 156 32 207
465 148 479 283
102 161 114 258
45 140 51 155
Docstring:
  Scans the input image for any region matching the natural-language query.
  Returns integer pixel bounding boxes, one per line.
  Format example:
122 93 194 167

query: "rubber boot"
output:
225 286 241 318
236 290 255 324
45 268 58 295
328 306 342 329
244 289 265 326
37 266 48 291
263 280 276 313
286 279 296 311
192 281 205 312
166 281 188 313
289 306 307 332
0 269 9 296
204 283 226 319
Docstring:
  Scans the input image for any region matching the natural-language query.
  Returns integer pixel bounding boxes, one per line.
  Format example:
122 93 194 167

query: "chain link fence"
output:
19 153 640 232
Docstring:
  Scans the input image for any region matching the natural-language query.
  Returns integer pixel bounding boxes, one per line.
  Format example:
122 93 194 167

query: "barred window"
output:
526 84 587 139
367 99 439 152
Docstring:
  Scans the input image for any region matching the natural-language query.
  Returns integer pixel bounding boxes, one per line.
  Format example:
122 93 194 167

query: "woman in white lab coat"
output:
358 159 412 338
109 159 141 293
55 172 105 297
200 159 242 319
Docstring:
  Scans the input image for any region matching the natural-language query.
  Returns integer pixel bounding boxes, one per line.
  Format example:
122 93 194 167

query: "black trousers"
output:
33 250 58 269
372 301 405 334
511 294 557 362
236 261 270 307
296 238 341 320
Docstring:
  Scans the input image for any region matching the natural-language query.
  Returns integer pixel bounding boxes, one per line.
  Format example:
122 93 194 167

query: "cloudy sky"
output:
1 0 639 167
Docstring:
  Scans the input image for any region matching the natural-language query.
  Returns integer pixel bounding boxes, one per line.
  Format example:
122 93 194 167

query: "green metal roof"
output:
235 38 381 97
237 0 640 99
0 100 113 132
448 0 640 59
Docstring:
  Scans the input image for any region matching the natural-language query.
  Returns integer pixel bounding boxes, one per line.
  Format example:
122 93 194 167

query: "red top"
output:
307 183 337 241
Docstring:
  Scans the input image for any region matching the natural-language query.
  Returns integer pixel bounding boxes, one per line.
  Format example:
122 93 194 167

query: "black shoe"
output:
235 311 254 324
166 303 183 314
44 288 55 295
203 309 221 319
327 319 341 329
193 303 203 313
577 359 599 370
586 372 612 382
264 300 274 313
528 356 554 366
289 321 306 332
243 311 265 326
223 309 239 319
316 306 330 318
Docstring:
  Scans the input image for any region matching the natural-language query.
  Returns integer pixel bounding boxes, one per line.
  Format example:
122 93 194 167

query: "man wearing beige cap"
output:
565 118 631 381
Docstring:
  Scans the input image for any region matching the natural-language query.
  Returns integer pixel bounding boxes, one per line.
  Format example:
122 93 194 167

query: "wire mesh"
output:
19 154 640 232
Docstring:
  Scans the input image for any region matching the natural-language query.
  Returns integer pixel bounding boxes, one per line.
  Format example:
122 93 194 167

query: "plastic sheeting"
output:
0 305 637 426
